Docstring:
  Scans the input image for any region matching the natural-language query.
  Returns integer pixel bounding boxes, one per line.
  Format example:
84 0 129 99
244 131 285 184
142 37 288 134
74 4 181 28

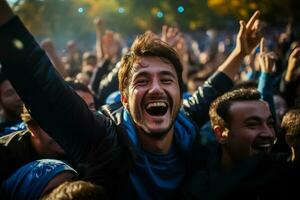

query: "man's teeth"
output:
256 144 271 148
146 102 167 109
253 143 272 153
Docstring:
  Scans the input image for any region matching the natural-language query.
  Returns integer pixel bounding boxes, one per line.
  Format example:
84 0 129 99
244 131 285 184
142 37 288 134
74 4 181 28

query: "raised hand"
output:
41 38 55 54
94 17 106 60
161 25 188 81
41 38 68 77
161 25 182 49
217 10 263 80
285 46 300 81
161 26 187 59
258 38 278 73
101 30 121 60
94 17 105 32
235 11 262 56
0 1 14 26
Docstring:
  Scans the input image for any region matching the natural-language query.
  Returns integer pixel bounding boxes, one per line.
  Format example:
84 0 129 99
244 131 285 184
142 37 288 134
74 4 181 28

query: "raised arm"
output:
0 1 109 163
218 11 262 80
284 47 300 82
257 38 277 124
94 17 106 61
0 0 14 26
183 11 262 126
41 38 68 78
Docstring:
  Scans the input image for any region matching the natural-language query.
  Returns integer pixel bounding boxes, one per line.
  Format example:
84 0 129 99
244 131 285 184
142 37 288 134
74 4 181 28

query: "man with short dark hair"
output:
183 88 297 200
209 88 275 169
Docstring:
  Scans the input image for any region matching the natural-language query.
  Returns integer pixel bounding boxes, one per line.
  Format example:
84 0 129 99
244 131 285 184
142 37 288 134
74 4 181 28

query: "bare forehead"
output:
229 100 271 117
131 56 175 73
231 100 269 109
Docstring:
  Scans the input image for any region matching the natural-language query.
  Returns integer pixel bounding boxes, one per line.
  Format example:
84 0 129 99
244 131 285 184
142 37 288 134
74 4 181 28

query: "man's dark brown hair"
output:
118 31 184 98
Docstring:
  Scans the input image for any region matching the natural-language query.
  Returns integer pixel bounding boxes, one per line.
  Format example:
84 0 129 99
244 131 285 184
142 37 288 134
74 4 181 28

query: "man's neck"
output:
138 128 174 155
220 147 234 171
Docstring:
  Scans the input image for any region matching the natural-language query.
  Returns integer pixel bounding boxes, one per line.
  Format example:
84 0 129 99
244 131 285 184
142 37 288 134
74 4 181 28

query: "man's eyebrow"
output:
133 70 176 79
133 71 149 79
244 116 262 122
160 71 177 79
244 115 274 122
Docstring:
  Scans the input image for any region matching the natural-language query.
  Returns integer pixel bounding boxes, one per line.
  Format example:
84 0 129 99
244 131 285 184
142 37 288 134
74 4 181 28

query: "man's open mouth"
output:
145 102 168 116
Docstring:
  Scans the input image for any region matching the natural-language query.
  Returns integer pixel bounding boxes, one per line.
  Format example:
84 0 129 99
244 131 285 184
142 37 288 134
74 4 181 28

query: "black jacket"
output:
0 16 233 199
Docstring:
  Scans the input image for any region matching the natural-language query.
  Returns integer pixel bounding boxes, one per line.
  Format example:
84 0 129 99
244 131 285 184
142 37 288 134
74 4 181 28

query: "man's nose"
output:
260 124 276 140
148 80 163 94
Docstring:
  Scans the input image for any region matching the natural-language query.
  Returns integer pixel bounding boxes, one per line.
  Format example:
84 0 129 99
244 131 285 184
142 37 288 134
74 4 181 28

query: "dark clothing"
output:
90 59 119 106
90 59 111 95
181 150 299 200
0 16 233 199
209 153 300 200
0 129 70 184
280 77 300 107
0 130 39 182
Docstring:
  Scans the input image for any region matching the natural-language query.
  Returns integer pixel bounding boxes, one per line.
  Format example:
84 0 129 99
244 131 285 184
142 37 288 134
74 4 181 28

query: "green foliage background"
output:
8 0 300 47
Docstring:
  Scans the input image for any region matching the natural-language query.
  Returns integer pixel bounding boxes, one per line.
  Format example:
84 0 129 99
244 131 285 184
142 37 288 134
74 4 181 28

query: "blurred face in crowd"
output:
122 56 181 138
273 94 287 124
222 100 275 164
0 80 23 120
75 73 91 87
84 56 97 67
187 76 206 94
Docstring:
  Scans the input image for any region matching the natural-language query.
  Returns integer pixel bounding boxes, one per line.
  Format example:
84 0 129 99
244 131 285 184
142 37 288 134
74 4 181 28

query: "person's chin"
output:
144 125 172 139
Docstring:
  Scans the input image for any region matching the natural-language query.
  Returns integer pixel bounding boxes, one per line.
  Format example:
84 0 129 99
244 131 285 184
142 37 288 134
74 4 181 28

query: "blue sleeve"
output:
258 72 276 124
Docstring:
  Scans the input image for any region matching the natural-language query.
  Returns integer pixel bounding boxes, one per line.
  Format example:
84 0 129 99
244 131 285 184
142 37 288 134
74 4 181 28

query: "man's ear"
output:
121 94 128 110
213 125 229 144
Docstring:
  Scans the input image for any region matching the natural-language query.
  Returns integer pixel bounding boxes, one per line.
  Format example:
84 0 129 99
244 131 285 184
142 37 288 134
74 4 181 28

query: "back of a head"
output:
82 51 97 66
282 107 300 137
66 80 92 94
41 180 107 200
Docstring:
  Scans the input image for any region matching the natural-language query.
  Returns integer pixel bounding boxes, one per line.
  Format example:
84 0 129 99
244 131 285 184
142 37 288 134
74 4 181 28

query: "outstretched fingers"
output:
246 10 260 30
260 37 266 54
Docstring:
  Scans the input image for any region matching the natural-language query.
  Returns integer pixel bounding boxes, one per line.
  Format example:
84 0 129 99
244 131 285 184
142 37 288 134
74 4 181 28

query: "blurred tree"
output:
7 0 300 47
10 0 92 48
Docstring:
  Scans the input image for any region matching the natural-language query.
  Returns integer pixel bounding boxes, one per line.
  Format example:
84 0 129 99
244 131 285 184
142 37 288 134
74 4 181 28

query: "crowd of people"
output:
0 0 300 199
